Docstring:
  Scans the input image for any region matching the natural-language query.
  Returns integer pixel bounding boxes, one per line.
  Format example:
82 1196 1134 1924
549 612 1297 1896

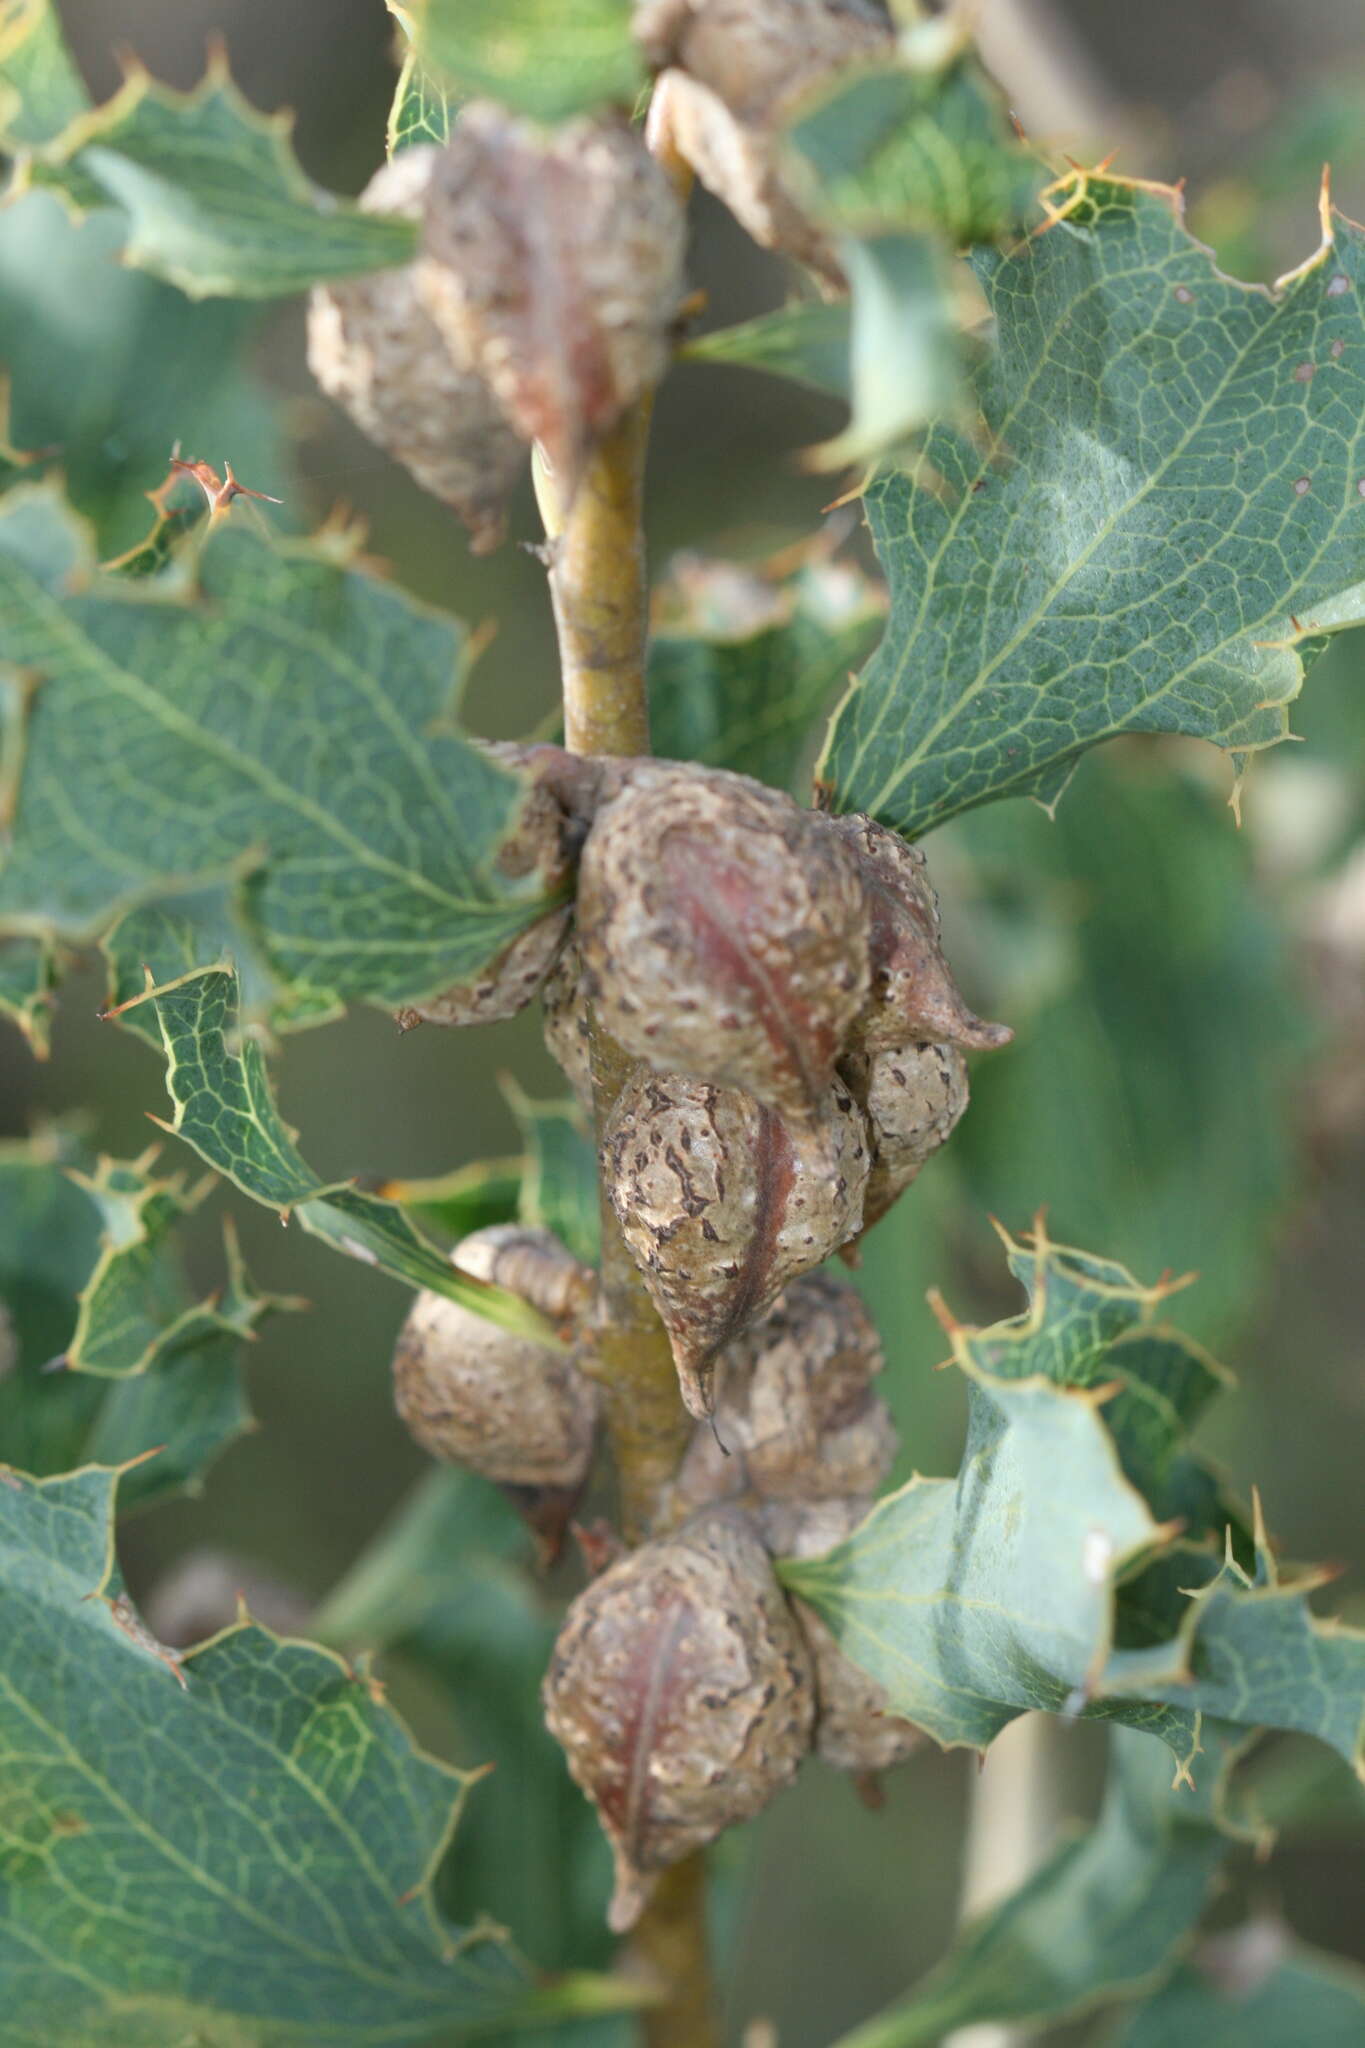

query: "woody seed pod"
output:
420 106 688 494
602 1069 869 1417
392 1226 598 1555
670 1274 897 1516
834 815 1011 1055
306 147 524 552
541 938 597 1120
542 1505 815 1931
637 0 893 285
841 1038 969 1233
758 1497 923 1776
577 762 871 1121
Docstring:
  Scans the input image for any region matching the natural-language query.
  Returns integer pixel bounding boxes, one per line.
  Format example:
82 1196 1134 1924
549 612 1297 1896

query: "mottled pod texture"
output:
577 763 871 1122
602 1070 870 1417
392 1229 598 1489
639 0 892 285
420 105 688 493
841 1038 969 1233
669 1274 897 1517
541 938 597 1119
542 1506 815 1931
759 1496 923 1776
306 147 523 551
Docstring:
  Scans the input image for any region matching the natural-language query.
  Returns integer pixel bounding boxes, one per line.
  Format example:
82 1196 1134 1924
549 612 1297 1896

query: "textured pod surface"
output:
392 1277 597 1489
305 147 523 551
542 1506 815 1930
541 938 597 1119
421 106 687 490
578 763 871 1119
759 1497 923 1775
672 1274 897 1514
602 1069 869 1416
638 1 892 281
451 1224 596 1325
843 1038 970 1231
835 815 1012 1054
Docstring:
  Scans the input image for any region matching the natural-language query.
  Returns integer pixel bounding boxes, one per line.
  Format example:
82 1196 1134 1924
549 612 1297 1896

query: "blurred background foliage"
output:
2 2 1365 2042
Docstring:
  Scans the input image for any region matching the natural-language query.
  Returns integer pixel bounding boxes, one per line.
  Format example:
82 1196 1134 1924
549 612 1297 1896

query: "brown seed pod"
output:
602 1068 869 1417
758 1496 923 1776
577 763 871 1121
638 1 893 285
670 1274 897 1516
392 1227 598 1555
396 746 601 1032
541 938 597 1119
306 146 524 552
542 1505 815 1930
420 106 688 494
834 816 1011 1055
841 1038 969 1233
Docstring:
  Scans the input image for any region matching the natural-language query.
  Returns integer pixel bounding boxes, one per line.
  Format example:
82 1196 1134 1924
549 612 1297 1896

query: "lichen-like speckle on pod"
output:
601 1069 870 1417
669 1274 898 1517
305 146 524 552
841 1038 969 1233
577 763 871 1120
541 938 597 1119
542 1505 815 1931
392 1228 598 1489
759 1496 924 1777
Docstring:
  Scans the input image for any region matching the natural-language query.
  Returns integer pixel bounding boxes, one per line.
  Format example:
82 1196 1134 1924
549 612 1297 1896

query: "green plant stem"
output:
534 367 717 2048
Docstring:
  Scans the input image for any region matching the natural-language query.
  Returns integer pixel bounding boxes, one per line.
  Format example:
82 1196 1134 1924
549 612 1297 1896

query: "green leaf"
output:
820 177 1365 836
0 931 55 1052
648 549 884 793
383 1158 526 1246
402 0 641 124
504 1081 600 1266
133 961 554 1343
1113 1936 1365 2047
0 1137 285 1510
780 1228 1365 1774
829 1722 1252 2048
0 188 286 555
0 1461 585 2046
682 301 851 401
946 754 1306 1345
387 4 460 157
813 231 967 465
0 484 558 1019
2 5 415 298
316 1467 617 1981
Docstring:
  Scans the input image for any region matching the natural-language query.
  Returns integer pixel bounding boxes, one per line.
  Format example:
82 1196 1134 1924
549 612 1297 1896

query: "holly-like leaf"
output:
0 931 55 1051
316 1467 618 1981
0 1462 629 2047
402 0 640 125
2 7 414 297
0 1137 286 1510
131 961 553 1343
820 176 1365 836
682 300 851 402
503 1080 600 1266
829 1722 1252 2048
1113 1933 1365 2047
781 1229 1365 1775
386 2 459 157
382 1158 526 1246
0 484 560 1020
648 547 884 794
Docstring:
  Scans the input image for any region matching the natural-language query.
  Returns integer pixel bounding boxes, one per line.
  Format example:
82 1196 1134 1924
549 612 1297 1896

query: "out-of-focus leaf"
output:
0 484 560 1019
0 931 55 1051
0 1462 631 2046
1112 1935 1365 2046
0 189 286 555
782 1229 1365 1776
386 2 459 156
820 177 1365 837
132 961 554 1342
948 754 1305 1344
2 8 414 296
402 0 640 125
649 549 883 794
682 301 851 401
813 230 967 465
316 1467 617 1982
503 1080 600 1266
383 1157 526 1246
0 1137 286 1510
828 1722 1252 2048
